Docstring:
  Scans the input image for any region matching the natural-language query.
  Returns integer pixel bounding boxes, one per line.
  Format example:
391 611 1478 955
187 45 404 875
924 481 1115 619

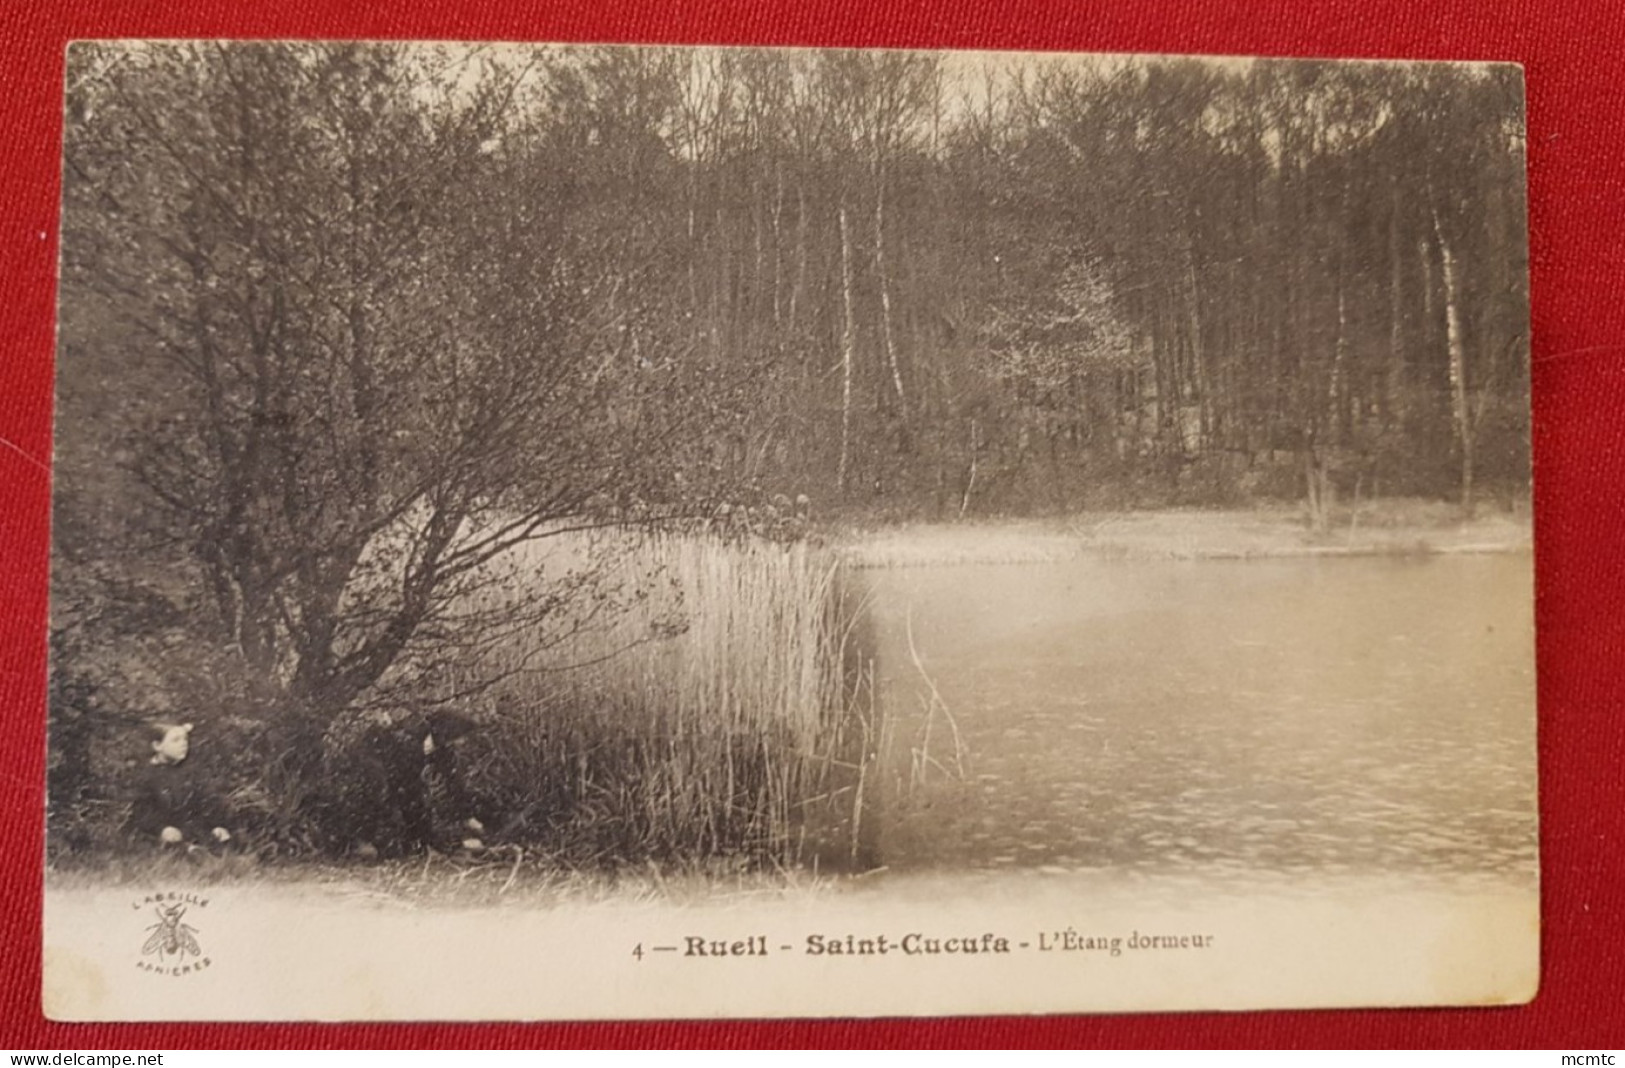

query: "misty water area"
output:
851 552 1538 908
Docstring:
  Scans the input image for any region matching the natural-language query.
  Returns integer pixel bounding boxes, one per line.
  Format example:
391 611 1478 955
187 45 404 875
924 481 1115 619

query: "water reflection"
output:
863 553 1537 888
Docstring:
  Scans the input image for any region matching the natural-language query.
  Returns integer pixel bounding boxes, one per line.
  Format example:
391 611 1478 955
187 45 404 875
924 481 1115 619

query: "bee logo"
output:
141 902 202 961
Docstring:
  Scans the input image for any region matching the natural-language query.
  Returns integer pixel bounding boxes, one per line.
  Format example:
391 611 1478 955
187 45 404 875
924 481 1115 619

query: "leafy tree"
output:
58 43 652 743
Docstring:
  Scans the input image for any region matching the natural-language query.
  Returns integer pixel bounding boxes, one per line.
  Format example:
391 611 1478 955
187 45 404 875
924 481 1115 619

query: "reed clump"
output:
452 530 870 869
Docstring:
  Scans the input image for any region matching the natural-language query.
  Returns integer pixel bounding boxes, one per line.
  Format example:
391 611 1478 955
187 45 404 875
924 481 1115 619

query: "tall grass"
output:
448 530 871 869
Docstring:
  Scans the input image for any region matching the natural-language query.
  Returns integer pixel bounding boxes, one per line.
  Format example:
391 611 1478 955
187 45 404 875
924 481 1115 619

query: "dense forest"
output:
50 44 1530 863
60 45 1528 533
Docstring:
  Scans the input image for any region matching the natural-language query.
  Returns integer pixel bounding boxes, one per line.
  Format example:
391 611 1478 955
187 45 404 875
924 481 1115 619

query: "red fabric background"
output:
2 0 1621 1049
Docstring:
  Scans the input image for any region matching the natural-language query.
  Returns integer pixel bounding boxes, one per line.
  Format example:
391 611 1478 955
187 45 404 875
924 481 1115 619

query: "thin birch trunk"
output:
1387 183 1405 422
837 201 856 494
873 164 907 420
1431 209 1474 514
959 418 978 518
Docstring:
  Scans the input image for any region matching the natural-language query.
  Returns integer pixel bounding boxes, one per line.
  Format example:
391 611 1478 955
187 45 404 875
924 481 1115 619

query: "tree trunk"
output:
1432 210 1474 515
771 161 784 324
1386 182 1405 423
959 417 978 518
1303 431 1333 533
1332 277 1348 440
837 201 856 495
874 164 907 422
789 182 808 330
1185 252 1211 448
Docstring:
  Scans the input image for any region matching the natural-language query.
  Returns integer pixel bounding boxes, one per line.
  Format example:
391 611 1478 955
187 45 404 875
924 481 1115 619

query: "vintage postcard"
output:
44 41 1536 1020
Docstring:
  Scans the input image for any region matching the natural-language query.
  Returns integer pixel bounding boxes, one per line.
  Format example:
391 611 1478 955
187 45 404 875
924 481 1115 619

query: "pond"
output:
860 553 1538 891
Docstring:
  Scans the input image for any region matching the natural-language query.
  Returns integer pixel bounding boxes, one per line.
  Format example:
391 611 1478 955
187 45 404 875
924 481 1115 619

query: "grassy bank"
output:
836 498 1532 568
46 845 835 909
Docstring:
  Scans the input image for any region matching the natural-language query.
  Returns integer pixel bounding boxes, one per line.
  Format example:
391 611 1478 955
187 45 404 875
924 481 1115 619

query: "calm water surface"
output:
861 553 1537 889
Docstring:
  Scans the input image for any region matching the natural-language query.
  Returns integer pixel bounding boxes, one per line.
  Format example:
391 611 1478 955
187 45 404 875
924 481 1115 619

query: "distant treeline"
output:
474 49 1529 518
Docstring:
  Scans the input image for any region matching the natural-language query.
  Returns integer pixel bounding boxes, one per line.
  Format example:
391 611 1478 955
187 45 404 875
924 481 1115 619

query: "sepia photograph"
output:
43 41 1536 1020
